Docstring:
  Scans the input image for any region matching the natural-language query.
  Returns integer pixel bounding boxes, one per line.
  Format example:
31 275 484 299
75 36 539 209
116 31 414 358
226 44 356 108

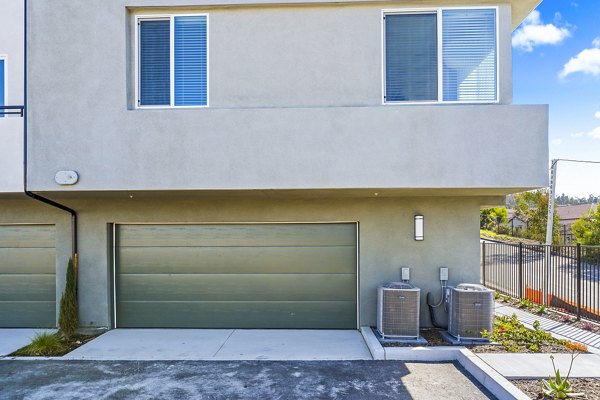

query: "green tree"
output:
59 258 79 339
480 206 508 231
513 191 560 244
572 206 600 246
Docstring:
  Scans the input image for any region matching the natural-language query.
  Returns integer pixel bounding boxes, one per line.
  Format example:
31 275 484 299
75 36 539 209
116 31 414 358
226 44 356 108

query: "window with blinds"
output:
384 8 497 104
137 15 208 108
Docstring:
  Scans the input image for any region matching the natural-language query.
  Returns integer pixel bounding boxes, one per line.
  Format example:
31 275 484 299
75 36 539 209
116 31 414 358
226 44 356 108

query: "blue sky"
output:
513 0 600 198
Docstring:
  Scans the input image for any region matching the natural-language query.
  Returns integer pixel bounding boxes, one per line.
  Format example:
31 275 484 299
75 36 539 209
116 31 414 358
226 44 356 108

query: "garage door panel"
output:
115 223 357 329
118 273 357 302
0 301 56 328
118 246 356 275
0 275 56 301
0 225 56 328
118 224 356 247
0 248 56 274
0 225 55 248
117 301 357 329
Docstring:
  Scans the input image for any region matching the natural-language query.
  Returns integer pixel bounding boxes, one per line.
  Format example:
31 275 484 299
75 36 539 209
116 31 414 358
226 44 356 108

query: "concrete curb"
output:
360 327 529 400
360 327 384 360
457 349 530 400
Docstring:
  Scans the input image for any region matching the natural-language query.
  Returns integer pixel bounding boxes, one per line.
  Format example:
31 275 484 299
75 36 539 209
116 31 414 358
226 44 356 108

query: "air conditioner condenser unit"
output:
448 283 494 340
377 282 420 339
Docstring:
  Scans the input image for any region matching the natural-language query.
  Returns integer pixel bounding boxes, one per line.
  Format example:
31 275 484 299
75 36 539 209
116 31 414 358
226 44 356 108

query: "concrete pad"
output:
477 353 600 379
0 329 56 356
64 329 234 360
213 329 372 360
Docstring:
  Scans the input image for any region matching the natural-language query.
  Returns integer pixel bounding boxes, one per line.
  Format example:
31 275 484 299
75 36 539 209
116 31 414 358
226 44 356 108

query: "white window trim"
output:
0 55 7 108
381 6 499 106
134 13 210 109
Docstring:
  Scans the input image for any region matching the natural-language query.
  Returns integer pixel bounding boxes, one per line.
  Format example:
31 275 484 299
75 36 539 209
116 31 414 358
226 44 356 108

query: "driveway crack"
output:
212 329 236 358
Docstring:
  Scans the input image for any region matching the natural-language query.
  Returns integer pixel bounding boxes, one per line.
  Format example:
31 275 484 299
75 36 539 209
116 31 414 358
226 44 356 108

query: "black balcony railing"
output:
0 105 24 117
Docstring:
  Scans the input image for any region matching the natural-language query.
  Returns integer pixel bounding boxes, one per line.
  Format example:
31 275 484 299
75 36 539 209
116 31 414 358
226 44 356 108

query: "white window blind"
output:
442 9 497 102
174 16 208 106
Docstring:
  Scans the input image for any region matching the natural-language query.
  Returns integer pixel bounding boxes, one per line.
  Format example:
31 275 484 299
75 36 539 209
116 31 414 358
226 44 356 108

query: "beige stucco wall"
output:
0 195 486 329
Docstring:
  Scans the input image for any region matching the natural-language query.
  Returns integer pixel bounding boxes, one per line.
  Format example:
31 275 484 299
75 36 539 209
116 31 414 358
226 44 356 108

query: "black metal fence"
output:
482 241 600 322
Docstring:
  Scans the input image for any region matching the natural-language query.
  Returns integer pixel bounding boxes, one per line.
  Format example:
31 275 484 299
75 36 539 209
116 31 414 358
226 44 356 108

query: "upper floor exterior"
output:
2 0 547 195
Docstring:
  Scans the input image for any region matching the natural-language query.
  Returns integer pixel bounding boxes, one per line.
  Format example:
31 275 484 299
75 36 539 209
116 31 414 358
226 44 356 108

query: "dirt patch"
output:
10 333 101 357
382 328 463 347
511 378 600 399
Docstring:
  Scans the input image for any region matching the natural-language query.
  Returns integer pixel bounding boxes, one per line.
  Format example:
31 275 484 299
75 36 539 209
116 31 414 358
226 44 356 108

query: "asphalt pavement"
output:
0 360 497 400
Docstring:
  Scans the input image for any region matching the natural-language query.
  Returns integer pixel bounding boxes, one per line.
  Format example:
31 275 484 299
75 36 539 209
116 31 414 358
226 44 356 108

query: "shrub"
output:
18 331 66 356
581 322 597 332
482 314 566 352
59 258 79 339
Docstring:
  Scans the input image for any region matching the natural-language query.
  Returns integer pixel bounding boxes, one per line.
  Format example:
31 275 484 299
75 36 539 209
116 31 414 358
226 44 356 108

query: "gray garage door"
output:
0 225 56 328
115 223 357 329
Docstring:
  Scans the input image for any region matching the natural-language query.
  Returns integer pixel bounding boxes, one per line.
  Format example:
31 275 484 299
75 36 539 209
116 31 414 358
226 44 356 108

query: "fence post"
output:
543 245 550 306
576 243 581 320
482 241 486 286
518 242 524 299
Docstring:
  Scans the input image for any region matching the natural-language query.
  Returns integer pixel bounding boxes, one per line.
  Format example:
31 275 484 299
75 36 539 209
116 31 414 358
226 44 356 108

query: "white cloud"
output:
595 111 600 119
559 38 600 78
572 126 600 139
551 138 563 145
512 10 572 52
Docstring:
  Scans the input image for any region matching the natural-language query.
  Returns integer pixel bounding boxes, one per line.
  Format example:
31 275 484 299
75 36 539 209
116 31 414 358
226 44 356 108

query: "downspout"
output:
22 0 79 289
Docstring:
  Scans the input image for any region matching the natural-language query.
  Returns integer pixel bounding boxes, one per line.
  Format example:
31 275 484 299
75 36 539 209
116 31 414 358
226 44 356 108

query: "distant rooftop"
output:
556 203 598 222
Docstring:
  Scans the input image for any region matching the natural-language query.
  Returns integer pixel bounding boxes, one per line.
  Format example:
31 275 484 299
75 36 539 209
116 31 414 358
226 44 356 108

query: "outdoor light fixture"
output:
414 215 424 241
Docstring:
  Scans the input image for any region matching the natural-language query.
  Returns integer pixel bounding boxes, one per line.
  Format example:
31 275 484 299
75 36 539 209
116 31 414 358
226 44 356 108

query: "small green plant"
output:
17 331 66 356
519 298 534 309
537 304 547 314
502 295 511 303
541 352 585 398
494 292 500 300
59 258 79 339
482 314 566 352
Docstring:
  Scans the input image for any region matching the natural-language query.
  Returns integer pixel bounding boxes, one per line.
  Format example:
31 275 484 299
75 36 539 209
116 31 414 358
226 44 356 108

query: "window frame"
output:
0 55 7 109
381 6 499 105
134 13 209 109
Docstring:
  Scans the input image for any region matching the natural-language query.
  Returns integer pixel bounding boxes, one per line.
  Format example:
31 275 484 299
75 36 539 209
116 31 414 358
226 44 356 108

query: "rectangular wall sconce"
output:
414 214 424 241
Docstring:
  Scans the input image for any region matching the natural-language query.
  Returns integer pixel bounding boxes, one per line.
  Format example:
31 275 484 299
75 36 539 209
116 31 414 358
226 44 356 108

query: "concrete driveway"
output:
0 360 497 399
64 329 373 361
0 329 56 356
